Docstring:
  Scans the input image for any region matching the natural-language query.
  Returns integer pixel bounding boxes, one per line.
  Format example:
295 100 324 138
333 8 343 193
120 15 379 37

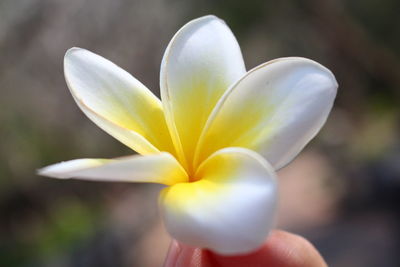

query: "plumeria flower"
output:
39 15 337 255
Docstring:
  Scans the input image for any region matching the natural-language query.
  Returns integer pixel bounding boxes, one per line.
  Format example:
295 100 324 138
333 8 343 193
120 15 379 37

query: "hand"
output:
163 230 327 267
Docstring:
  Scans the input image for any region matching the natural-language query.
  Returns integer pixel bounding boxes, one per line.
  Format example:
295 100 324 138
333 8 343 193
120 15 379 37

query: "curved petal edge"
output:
65 48 176 156
195 57 338 170
160 15 246 170
159 147 277 255
38 153 188 186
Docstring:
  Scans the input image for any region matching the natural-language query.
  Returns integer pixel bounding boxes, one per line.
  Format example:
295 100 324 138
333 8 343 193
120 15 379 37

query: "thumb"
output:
163 230 327 267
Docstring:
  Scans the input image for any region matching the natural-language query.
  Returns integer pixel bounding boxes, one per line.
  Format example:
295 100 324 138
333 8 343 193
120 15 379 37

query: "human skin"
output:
164 230 328 267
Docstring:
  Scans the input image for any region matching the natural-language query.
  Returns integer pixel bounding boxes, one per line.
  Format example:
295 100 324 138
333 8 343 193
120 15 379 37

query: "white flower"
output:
39 15 338 255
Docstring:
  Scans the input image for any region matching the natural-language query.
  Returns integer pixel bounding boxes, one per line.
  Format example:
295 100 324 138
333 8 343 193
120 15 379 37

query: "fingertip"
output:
263 230 327 267
210 230 327 267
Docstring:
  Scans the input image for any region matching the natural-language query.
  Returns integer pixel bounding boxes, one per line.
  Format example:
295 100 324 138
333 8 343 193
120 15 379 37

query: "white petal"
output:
195 57 338 169
65 48 175 156
38 153 187 186
160 15 246 169
159 147 277 255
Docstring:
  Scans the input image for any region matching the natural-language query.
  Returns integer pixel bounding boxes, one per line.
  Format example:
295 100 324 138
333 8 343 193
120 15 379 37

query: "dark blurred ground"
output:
0 0 399 266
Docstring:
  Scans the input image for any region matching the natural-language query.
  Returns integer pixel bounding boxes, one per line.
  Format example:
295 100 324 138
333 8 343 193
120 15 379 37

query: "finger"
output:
163 230 327 267
210 230 327 267
163 240 210 267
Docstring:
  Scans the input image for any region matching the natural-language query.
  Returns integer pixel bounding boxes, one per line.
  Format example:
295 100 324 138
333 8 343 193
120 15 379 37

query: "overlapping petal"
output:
160 15 246 171
65 48 176 156
195 57 338 169
159 147 277 255
38 14 339 256
38 153 188 185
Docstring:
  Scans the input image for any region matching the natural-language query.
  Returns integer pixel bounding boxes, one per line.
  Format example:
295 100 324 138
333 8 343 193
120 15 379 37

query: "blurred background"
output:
1 0 399 266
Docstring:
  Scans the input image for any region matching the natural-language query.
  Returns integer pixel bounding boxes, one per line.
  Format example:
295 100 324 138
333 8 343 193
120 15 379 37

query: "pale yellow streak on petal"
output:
39 153 188 186
65 48 176 156
194 57 337 169
160 16 246 173
73 94 161 155
159 147 277 255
